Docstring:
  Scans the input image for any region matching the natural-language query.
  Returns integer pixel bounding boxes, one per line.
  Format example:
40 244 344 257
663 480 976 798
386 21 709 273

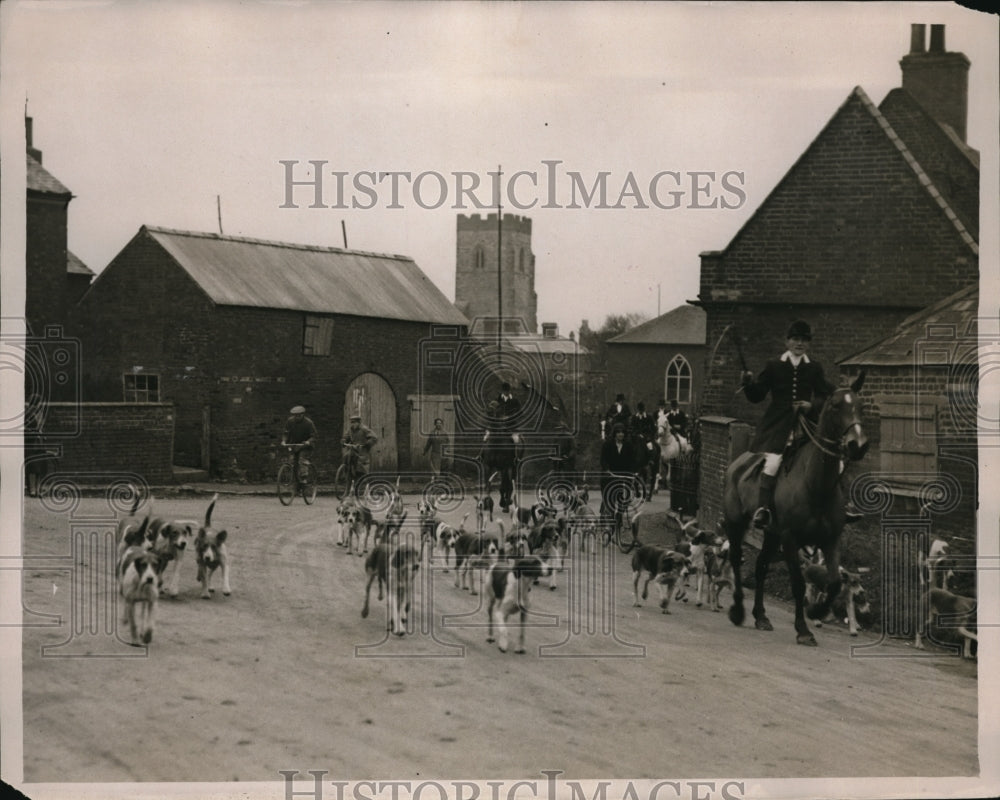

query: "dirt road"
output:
17 491 978 785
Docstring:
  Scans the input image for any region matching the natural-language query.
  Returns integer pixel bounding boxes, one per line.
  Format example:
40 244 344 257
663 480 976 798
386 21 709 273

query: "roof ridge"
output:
852 86 978 257
142 225 414 263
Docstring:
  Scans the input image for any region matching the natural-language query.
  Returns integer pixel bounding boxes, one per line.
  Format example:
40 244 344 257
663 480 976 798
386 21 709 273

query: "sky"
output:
1 1 997 338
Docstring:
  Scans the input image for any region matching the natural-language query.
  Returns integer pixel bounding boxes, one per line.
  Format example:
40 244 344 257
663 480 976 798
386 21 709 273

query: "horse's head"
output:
820 372 868 462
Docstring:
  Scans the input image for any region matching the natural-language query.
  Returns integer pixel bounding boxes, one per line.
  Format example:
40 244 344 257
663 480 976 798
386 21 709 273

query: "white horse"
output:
657 423 692 488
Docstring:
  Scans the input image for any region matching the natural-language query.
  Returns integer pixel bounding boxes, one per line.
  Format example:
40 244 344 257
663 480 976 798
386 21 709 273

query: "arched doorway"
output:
343 372 398 472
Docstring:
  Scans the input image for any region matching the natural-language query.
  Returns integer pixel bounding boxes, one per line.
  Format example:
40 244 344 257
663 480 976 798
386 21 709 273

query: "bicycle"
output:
277 443 318 505
334 443 363 500
601 473 641 554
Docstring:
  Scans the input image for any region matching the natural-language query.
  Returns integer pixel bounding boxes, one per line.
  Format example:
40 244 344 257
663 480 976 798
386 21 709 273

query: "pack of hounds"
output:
114 491 230 646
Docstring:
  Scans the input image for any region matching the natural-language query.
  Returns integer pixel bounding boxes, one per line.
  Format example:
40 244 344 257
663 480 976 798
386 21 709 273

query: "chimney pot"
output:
929 24 945 53
910 24 926 54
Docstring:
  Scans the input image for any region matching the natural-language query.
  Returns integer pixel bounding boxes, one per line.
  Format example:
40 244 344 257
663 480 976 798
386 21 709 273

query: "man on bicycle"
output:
599 422 637 517
281 405 316 483
342 412 378 487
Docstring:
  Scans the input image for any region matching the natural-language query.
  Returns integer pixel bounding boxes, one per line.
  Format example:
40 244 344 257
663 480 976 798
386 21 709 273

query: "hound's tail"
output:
204 493 219 527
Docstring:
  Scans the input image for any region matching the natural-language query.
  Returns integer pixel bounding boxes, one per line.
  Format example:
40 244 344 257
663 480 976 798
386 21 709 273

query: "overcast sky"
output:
2 1 997 337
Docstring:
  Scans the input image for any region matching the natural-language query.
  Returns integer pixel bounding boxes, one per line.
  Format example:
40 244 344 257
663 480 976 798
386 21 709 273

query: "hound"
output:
453 527 500 594
631 545 689 614
117 546 160 645
485 555 552 653
802 561 872 636
916 587 977 659
361 543 421 636
337 497 374 556
194 494 230 599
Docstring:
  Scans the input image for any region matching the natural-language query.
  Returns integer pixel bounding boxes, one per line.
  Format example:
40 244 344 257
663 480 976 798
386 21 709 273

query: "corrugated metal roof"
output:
27 154 71 195
840 284 978 367
145 227 468 325
608 304 706 345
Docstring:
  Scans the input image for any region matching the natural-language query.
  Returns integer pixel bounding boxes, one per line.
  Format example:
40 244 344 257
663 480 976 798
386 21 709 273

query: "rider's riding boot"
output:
752 473 777 529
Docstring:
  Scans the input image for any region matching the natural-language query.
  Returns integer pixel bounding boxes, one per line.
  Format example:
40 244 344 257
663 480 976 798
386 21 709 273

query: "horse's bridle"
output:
796 399 861 460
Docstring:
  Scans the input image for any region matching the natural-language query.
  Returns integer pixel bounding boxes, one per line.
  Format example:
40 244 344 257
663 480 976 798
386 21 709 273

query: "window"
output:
303 315 334 356
665 355 692 403
123 373 159 402
878 397 939 488
518 247 525 272
474 245 485 269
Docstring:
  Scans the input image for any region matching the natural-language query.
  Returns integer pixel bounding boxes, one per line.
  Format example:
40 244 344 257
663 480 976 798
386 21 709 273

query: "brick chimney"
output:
541 322 558 339
26 117 43 163
900 24 970 142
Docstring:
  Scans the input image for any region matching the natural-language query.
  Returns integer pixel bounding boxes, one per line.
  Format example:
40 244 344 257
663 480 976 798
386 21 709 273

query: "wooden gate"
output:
344 373 398 472
407 394 457 470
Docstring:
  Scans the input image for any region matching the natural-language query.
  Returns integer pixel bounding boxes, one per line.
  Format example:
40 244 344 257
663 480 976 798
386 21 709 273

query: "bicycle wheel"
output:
616 508 638 554
301 462 318 504
334 463 348 500
277 463 296 506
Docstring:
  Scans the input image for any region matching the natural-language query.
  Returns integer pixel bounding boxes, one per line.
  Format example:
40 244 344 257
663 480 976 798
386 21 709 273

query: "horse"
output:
722 373 868 645
480 381 568 512
657 423 692 488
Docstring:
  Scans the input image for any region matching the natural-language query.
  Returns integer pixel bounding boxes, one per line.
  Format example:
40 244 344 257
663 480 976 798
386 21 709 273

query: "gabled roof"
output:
608 304 706 346
67 250 93 276
857 86 977 255
840 284 978 367
705 86 977 266
141 226 468 325
26 154 71 196
878 88 979 240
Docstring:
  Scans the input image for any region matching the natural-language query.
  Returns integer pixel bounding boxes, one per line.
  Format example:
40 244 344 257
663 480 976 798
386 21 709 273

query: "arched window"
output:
474 245 485 269
665 355 692 404
518 247 525 272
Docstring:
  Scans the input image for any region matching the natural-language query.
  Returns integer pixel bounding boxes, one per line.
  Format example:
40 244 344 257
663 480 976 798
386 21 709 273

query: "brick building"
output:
455 213 537 334
25 117 94 343
606 304 706 414
693 24 979 529
71 226 468 480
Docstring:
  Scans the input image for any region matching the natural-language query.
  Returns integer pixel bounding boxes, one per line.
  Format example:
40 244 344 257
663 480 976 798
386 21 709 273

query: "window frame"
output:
122 372 160 403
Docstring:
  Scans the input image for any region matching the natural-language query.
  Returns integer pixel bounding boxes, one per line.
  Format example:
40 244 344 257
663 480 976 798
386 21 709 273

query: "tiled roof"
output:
67 250 93 276
852 86 978 257
608 304 706 345
840 284 978 367
143 226 468 325
26 154 71 196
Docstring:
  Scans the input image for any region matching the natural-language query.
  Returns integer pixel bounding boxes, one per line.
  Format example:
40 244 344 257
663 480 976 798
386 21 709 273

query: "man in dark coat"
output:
741 320 833 529
483 382 522 511
602 393 631 440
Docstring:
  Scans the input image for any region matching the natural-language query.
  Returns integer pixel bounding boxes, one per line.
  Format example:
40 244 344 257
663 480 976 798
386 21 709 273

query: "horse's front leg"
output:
752 535 780 631
727 526 745 626
785 544 816 646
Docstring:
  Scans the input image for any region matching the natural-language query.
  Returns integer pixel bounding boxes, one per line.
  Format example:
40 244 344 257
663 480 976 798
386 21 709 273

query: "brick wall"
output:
698 92 977 312
71 228 458 480
607 343 705 413
700 306 916 421
696 416 753 528
26 195 70 339
36 402 175 485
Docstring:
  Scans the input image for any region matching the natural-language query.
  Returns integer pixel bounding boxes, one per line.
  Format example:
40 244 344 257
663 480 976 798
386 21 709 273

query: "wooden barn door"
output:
407 394 457 470
344 373 397 472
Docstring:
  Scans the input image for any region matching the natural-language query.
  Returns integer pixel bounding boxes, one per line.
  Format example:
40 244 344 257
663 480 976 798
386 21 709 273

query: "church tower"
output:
455 213 537 334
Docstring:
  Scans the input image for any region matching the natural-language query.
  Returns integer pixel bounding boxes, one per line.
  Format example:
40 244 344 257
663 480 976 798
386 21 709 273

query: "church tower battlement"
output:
455 213 537 334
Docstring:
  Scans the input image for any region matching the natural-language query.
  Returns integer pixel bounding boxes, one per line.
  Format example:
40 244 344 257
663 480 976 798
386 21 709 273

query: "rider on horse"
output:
741 319 860 529
602 393 631 440
483 382 521 512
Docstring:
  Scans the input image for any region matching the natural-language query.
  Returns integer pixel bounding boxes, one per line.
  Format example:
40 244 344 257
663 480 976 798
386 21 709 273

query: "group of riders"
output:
277 319 860 529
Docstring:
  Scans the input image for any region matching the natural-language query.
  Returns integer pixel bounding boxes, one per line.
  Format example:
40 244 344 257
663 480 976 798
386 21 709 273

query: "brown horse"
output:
722 373 868 645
